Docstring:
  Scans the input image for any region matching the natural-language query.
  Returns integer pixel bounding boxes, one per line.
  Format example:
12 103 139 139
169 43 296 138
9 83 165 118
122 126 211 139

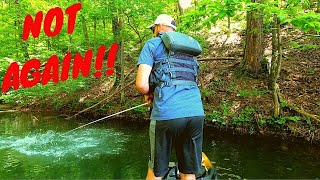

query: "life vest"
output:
149 32 202 98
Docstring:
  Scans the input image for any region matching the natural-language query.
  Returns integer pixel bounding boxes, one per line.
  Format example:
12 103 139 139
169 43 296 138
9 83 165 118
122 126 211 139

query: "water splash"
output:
0 128 129 158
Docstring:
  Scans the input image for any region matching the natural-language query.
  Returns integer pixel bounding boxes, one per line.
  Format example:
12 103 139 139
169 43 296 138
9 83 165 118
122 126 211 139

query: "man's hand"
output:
144 92 154 104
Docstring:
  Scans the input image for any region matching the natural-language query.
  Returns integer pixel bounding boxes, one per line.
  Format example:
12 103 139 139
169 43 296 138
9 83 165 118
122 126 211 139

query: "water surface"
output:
0 112 319 179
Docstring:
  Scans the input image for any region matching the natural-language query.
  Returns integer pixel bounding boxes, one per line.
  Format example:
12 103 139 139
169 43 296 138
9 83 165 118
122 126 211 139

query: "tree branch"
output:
124 13 143 43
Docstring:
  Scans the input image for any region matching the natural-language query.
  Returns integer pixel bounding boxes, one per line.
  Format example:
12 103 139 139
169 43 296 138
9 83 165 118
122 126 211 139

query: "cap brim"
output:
146 24 155 29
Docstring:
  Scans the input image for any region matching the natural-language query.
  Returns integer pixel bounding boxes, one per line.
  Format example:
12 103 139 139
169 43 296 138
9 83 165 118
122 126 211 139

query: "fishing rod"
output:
63 102 149 135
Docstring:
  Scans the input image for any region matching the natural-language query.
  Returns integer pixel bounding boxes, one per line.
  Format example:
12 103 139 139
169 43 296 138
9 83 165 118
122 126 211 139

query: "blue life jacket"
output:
149 32 202 98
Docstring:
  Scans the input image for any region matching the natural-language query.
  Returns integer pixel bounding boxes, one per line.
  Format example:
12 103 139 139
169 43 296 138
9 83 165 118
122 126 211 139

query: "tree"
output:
240 0 264 76
79 0 90 49
266 0 320 118
270 15 282 117
15 0 29 61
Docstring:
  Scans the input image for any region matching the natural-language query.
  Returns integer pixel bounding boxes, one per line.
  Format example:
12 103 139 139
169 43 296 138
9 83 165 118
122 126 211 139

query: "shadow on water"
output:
203 125 320 179
0 112 320 179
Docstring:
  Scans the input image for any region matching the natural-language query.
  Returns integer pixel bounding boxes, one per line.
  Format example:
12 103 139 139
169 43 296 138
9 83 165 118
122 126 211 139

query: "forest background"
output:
0 0 319 142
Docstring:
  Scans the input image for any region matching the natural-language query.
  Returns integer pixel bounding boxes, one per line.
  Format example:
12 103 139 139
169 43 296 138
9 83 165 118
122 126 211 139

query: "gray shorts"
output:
149 116 204 177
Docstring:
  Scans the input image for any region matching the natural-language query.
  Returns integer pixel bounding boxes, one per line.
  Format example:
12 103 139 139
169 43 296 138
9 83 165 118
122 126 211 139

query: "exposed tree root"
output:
285 104 320 124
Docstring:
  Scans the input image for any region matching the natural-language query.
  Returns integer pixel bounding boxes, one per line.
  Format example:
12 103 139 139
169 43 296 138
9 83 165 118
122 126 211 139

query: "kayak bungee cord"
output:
63 102 149 135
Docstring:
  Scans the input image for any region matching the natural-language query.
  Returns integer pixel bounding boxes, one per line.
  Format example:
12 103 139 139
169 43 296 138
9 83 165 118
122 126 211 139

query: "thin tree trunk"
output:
103 19 106 31
178 1 184 15
78 0 90 49
14 20 19 58
240 0 263 77
68 34 72 52
120 40 125 104
271 15 278 82
112 15 122 86
47 37 51 50
271 16 283 117
15 0 29 61
81 14 90 48
227 15 231 37
94 18 97 49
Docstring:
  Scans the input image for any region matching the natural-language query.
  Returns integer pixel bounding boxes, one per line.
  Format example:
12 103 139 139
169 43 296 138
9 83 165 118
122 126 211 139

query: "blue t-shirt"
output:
137 36 205 120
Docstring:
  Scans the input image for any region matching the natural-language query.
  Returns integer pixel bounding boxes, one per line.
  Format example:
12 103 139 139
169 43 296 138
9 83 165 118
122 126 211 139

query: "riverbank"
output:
1 29 319 144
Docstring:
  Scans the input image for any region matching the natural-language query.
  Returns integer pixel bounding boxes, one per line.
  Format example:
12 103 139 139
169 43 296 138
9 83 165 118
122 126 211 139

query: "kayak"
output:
164 152 219 180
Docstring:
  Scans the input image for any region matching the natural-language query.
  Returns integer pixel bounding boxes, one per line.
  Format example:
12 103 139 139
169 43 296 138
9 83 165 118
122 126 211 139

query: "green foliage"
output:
0 76 91 106
237 89 268 96
201 89 217 97
205 100 232 125
226 81 239 93
232 107 255 126
180 0 246 31
290 11 320 32
267 116 302 126
205 110 228 125
0 0 179 110
220 100 233 116
180 0 320 36
280 100 287 108
257 114 266 126
289 41 320 51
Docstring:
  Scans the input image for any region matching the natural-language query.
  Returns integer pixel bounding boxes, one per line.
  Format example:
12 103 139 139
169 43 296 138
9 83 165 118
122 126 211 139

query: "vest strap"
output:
164 67 197 75
169 80 198 86
169 58 197 66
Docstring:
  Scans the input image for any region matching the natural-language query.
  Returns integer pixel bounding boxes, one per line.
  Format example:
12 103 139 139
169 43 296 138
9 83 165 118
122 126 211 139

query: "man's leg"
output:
175 116 204 179
147 120 172 179
180 173 196 180
146 167 162 180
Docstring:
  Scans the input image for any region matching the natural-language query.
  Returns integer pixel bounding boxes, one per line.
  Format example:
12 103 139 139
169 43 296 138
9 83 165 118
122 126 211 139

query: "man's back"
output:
137 36 204 120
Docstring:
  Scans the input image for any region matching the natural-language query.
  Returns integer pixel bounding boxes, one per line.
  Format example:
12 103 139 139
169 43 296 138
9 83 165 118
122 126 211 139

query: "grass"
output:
237 89 268 97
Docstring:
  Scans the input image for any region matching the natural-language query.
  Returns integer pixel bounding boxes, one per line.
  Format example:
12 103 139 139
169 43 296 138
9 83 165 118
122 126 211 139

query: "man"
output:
136 14 204 180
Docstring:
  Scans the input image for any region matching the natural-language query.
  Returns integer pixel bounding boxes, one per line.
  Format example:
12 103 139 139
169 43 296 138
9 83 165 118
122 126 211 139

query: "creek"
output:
0 112 319 179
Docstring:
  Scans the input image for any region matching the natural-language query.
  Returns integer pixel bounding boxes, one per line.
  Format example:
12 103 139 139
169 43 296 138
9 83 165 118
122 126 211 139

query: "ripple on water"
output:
0 129 129 158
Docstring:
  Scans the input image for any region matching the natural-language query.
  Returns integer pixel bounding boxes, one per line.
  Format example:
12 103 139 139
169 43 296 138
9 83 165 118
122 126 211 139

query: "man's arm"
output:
136 64 153 104
136 64 152 94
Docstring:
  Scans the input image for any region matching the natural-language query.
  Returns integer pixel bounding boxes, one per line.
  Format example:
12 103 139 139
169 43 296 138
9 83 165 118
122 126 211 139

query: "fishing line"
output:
63 103 149 135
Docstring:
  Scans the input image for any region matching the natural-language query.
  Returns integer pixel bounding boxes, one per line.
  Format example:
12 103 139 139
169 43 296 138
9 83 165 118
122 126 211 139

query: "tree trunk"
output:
178 1 184 15
81 14 90 48
103 19 106 31
120 40 125 104
228 16 231 37
78 0 90 49
15 0 29 61
94 18 97 49
47 37 51 50
317 0 320 13
112 15 122 86
240 0 263 76
271 16 283 117
68 34 72 52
